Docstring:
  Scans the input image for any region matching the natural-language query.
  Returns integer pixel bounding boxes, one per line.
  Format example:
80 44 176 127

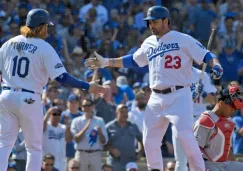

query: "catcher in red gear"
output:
193 84 243 171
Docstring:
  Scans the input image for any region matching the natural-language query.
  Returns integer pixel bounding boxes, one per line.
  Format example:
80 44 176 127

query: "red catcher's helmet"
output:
218 85 243 110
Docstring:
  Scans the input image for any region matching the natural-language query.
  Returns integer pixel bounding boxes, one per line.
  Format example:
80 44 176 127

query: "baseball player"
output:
193 84 243 171
0 9 104 171
173 67 217 171
85 6 223 171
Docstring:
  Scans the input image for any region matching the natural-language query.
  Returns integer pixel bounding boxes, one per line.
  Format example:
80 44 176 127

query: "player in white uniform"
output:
0 9 104 171
85 6 223 171
173 67 217 171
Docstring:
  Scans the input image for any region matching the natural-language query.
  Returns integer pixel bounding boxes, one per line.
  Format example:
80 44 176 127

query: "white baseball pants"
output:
0 90 43 171
173 114 201 171
142 87 205 171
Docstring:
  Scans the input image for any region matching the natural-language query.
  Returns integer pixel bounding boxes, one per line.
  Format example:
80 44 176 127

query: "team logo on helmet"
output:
147 8 152 17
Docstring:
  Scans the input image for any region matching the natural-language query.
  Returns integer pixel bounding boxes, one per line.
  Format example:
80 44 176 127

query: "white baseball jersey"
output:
0 35 66 93
133 31 209 89
42 122 66 171
192 67 217 116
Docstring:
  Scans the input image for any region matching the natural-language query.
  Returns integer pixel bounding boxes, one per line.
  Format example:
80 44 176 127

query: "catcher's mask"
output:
218 85 243 110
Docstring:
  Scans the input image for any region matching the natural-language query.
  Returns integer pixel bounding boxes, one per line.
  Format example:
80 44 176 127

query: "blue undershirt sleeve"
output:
203 52 216 64
55 72 90 90
122 54 140 68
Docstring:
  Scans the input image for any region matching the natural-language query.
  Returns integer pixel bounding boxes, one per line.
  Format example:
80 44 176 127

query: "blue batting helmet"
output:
26 8 53 28
143 6 170 23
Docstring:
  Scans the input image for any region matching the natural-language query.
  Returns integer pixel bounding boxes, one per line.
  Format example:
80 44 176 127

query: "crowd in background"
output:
1 0 243 171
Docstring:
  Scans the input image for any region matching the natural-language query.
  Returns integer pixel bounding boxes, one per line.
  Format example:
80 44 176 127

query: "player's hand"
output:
88 81 105 94
85 51 109 69
211 64 223 79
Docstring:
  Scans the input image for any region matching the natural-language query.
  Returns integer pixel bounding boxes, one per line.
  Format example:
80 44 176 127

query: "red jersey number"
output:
164 55 181 69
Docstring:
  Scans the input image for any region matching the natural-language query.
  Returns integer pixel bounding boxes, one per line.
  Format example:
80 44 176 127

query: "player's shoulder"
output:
143 35 157 43
198 111 218 129
172 31 192 39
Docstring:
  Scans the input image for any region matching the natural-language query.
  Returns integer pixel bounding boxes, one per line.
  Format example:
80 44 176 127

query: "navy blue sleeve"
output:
122 54 140 68
55 73 90 90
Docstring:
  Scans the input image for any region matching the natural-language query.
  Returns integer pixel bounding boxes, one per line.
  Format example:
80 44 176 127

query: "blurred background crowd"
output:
1 0 243 171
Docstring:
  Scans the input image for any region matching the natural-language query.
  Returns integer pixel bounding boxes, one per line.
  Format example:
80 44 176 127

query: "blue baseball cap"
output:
67 94 79 102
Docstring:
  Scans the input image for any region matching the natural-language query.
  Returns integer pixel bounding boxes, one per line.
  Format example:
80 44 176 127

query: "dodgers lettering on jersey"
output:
0 35 66 93
191 67 217 116
133 31 209 90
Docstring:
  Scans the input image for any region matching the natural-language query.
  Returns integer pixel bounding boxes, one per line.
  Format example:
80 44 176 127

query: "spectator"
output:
165 161 175 171
105 104 143 171
65 46 85 78
71 99 108 171
41 154 59 171
218 39 242 84
116 76 135 103
67 159 80 171
60 94 83 160
217 12 240 53
232 109 243 157
46 24 64 60
128 89 146 132
94 85 116 124
141 82 151 102
43 107 72 171
79 0 108 25
125 162 138 171
102 163 113 171
43 86 60 112
190 0 217 46
13 129 27 171
85 7 103 40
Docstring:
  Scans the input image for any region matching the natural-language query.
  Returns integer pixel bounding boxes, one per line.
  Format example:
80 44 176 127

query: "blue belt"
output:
2 86 35 94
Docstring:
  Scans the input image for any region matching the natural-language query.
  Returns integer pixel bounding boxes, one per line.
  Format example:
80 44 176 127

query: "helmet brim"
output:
143 17 157 21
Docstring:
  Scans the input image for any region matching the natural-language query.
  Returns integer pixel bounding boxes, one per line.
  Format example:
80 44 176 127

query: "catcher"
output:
193 84 243 171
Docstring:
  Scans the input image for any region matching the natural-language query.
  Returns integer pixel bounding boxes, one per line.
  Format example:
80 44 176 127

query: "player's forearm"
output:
204 52 220 67
106 54 139 68
106 57 124 68
55 72 90 90
209 58 220 67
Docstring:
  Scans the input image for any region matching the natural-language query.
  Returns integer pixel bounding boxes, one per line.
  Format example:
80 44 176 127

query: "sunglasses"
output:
52 113 61 116
45 163 54 166
82 104 92 107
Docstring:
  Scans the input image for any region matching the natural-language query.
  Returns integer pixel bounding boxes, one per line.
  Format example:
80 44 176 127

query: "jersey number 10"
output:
12 56 30 78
